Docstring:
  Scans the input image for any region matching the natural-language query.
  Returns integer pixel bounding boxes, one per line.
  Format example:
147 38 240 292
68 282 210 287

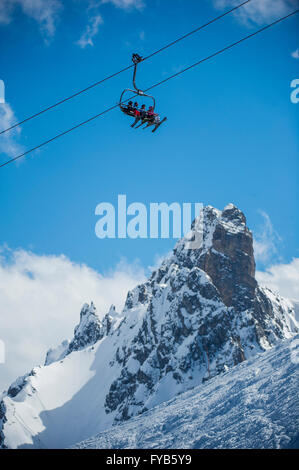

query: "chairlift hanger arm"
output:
119 53 156 110
132 53 143 95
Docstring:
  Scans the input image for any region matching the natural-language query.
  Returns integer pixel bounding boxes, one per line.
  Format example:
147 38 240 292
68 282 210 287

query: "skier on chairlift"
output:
127 101 133 112
119 53 167 133
141 105 161 129
131 104 147 128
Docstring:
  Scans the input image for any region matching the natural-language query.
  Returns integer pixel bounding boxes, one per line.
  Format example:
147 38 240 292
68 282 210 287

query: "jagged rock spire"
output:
198 205 257 310
67 302 104 353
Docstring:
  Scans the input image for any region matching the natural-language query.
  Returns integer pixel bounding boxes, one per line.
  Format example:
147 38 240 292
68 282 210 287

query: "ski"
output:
152 117 167 133
135 120 146 129
142 121 154 129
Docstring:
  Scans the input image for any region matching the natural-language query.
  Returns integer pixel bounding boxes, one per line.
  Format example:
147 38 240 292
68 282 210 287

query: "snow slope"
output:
73 336 299 449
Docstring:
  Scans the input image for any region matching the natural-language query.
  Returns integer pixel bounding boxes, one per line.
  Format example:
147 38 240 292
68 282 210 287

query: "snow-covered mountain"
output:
1 204 298 449
73 335 299 449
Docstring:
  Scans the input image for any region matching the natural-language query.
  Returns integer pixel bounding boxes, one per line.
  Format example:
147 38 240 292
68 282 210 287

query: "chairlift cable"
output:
0 8 297 169
0 0 252 135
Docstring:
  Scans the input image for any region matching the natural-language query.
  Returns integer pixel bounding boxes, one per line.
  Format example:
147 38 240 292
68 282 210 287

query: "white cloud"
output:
18 0 62 38
253 211 299 303
101 0 145 10
76 13 103 48
0 246 145 392
0 0 63 40
0 0 14 24
291 48 299 59
0 103 24 160
212 0 298 25
256 258 299 301
253 211 282 265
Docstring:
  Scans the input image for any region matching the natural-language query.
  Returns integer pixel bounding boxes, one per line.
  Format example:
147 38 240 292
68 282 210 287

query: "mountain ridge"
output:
1 204 298 449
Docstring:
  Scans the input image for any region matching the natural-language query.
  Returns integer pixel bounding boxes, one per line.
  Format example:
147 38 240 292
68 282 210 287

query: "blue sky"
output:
0 0 298 273
0 0 299 391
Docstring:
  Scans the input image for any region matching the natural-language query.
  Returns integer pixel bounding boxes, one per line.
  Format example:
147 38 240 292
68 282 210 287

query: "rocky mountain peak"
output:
150 204 255 311
80 301 96 319
223 203 246 223
102 206 298 423
67 302 104 353
108 304 116 315
44 303 121 367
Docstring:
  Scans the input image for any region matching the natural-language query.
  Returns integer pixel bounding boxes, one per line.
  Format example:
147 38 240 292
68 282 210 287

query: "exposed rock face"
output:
0 401 7 449
7 371 36 398
0 204 298 449
198 204 257 310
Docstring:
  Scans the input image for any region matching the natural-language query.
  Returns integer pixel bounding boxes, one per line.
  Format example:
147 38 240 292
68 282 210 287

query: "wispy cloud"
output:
291 48 299 59
0 103 24 160
0 0 63 41
253 211 282 265
0 246 146 392
256 257 299 301
0 0 145 44
212 0 297 25
101 0 145 10
76 13 104 48
76 0 145 48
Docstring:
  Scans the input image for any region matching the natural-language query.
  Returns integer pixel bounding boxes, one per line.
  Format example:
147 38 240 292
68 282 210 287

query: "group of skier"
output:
124 101 159 128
